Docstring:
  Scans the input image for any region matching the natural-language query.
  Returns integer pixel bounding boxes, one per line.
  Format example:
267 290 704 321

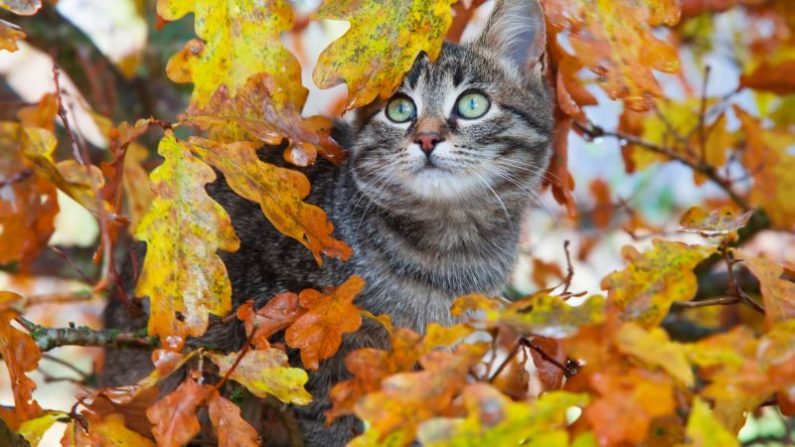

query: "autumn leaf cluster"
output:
0 0 794 446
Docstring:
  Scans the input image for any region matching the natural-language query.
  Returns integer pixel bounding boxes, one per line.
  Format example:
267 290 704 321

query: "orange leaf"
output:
543 0 681 111
740 255 795 328
589 178 612 229
61 412 155 447
0 291 42 425
735 106 795 229
206 392 259 447
0 19 25 52
285 276 365 369
740 58 795 95
236 293 304 350
188 137 352 265
0 123 58 270
679 206 753 238
146 377 210 447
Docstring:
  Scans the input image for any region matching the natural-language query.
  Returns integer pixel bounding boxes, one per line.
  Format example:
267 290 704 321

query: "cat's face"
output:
347 0 553 208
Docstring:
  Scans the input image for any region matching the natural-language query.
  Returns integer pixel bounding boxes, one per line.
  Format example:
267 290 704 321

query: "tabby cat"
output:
101 0 554 445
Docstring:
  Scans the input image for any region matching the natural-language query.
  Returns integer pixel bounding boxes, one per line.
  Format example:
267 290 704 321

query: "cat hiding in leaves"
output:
101 0 553 445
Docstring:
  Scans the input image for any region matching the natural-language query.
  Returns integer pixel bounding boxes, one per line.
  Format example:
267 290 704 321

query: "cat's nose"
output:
414 132 444 153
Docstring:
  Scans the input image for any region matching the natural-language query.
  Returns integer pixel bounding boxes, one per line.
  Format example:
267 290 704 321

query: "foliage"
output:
0 0 794 446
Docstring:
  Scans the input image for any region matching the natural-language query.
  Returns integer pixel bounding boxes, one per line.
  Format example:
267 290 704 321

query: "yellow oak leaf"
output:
490 293 606 339
735 105 795 229
417 384 588 446
135 132 240 347
601 240 715 326
61 412 156 447
684 398 739 447
17 411 67 446
157 0 303 110
188 137 351 265
615 322 694 387
679 206 753 238
313 0 456 110
210 348 312 405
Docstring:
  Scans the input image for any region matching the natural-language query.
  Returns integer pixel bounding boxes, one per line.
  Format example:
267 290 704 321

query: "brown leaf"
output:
0 292 42 425
740 254 795 327
237 293 304 350
207 392 260 447
146 377 210 447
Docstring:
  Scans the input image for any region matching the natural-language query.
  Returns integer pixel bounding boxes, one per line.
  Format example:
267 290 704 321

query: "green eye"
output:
456 91 490 119
385 96 416 123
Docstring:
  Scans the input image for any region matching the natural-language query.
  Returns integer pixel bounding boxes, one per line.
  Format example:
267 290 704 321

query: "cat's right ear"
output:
476 0 547 77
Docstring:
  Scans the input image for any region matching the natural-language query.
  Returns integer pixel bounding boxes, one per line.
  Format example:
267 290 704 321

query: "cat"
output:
100 0 553 445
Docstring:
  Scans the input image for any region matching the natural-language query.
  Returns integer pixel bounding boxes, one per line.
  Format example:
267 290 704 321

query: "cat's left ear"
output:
476 0 547 76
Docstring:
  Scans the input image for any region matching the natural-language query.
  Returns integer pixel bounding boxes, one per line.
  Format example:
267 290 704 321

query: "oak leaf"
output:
135 132 240 346
145 377 209 447
679 206 753 238
601 240 715 326
189 137 351 265
684 398 739 447
543 0 681 111
740 254 795 327
417 384 588 446
0 291 42 425
351 344 488 447
490 293 606 339
285 275 365 369
735 105 795 229
313 0 456 110
237 293 304 350
615 322 694 387
210 348 312 405
0 0 40 15
740 57 795 95
18 411 66 446
157 0 302 110
206 392 260 447
61 412 156 447
0 123 58 269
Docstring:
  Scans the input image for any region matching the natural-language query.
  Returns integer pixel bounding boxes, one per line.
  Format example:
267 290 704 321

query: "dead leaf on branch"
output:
679 206 753 238
601 240 716 326
543 0 682 111
739 254 795 327
188 137 352 265
284 275 365 370
145 376 209 447
313 0 456 110
0 291 42 427
135 132 240 347
210 348 312 405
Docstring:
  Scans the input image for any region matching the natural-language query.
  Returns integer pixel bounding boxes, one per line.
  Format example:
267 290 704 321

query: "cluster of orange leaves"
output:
1 0 795 445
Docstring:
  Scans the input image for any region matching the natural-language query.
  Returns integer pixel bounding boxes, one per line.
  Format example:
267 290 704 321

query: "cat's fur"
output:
101 0 553 445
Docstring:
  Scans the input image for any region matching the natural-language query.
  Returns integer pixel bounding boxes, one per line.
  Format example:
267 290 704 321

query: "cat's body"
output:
101 1 553 445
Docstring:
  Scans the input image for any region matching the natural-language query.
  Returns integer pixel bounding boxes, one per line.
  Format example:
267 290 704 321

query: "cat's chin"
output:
404 167 483 202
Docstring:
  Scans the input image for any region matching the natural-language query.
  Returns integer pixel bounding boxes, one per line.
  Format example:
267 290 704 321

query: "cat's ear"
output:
476 0 547 75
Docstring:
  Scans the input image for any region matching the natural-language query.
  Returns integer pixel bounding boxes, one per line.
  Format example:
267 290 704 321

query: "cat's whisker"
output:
471 170 515 233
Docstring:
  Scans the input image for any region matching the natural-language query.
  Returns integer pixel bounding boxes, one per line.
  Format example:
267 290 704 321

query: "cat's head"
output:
346 0 554 211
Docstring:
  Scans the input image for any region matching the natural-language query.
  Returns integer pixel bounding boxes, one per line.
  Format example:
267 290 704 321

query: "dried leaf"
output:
0 123 58 269
189 137 351 265
206 392 259 447
735 106 795 229
679 206 753 237
210 348 312 405
417 384 588 446
601 240 715 326
236 293 304 350
740 255 795 327
18 411 67 446
615 322 694 386
62 412 156 447
0 19 24 52
158 0 303 109
135 132 240 347
544 0 681 111
145 377 209 447
492 293 606 339
0 291 42 424
285 275 364 369
684 398 739 447
313 0 456 110
740 57 795 95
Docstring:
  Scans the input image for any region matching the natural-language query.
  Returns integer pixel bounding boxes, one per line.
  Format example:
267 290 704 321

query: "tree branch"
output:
17 318 159 352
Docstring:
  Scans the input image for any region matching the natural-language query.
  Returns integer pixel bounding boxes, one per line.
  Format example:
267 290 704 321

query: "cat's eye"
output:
456 91 490 119
385 95 416 123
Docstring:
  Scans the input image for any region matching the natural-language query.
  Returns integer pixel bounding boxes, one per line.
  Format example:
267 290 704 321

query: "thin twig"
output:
41 353 90 379
697 65 712 161
488 339 523 383
561 240 574 295
574 120 752 211
520 338 578 378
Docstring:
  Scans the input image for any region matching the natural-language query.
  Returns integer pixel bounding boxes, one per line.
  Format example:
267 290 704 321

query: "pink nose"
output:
414 132 444 152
